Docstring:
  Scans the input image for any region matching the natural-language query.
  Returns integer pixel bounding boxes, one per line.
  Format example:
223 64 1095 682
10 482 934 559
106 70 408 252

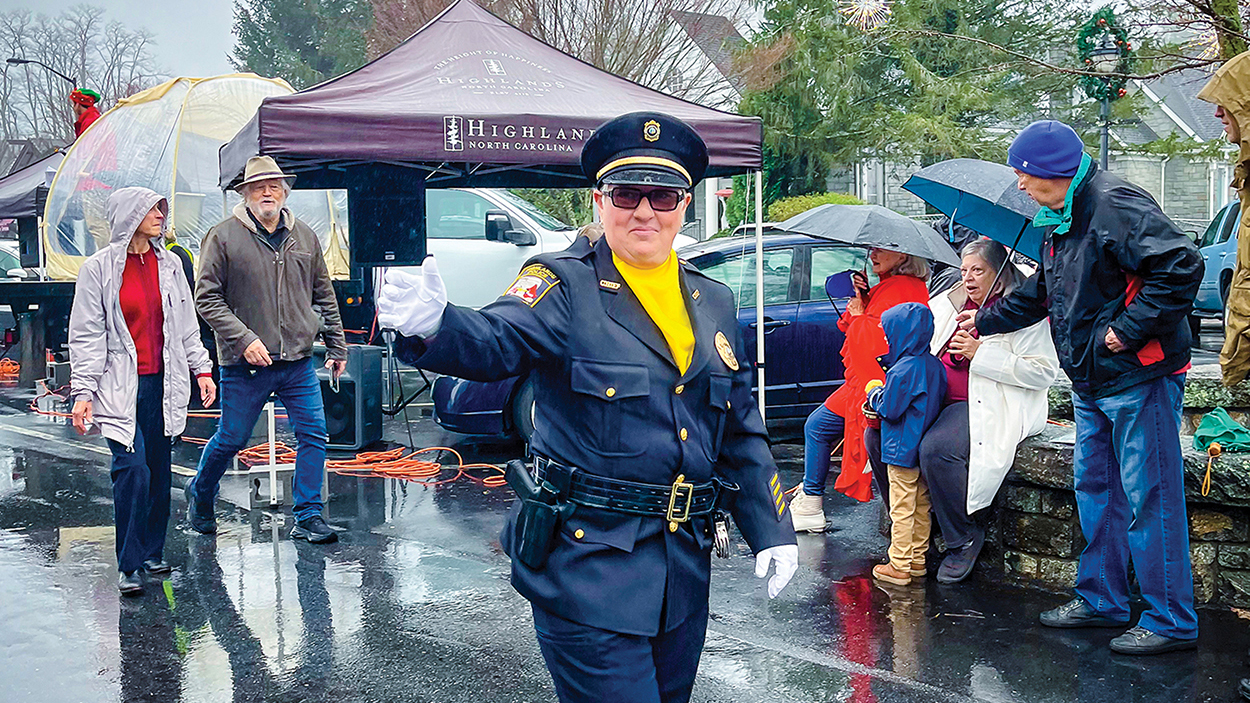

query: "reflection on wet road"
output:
0 404 1244 703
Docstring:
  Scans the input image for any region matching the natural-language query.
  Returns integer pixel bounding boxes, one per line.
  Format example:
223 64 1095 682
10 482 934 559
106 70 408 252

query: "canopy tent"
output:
43 74 351 280
218 0 773 416
0 151 62 219
218 0 761 190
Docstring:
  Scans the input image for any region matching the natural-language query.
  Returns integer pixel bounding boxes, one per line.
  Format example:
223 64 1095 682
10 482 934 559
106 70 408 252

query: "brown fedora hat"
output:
236 155 296 191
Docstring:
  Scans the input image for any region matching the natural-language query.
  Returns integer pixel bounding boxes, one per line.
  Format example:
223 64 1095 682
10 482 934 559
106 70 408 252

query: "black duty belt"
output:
533 455 718 524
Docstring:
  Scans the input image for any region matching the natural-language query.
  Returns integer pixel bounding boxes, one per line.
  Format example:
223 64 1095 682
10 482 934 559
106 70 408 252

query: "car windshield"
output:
0 248 17 272
495 190 576 231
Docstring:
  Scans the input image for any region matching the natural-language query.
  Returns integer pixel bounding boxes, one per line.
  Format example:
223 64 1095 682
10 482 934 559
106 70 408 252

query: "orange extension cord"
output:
0 358 19 381
29 377 507 489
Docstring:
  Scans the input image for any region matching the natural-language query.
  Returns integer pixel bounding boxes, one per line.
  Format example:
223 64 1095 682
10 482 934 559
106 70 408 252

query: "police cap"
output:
581 112 709 189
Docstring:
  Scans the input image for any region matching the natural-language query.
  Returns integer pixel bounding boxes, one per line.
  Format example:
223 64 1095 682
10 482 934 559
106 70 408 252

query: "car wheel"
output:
510 376 536 445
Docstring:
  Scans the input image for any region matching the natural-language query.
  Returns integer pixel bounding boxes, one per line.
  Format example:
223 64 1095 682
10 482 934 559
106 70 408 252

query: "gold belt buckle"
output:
667 474 694 531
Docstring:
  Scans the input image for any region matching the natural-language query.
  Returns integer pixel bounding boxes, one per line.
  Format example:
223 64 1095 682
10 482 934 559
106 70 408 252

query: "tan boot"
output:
790 490 826 533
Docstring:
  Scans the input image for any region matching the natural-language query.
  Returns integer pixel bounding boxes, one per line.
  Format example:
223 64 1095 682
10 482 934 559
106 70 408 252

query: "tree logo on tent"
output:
483 59 507 76
444 116 465 151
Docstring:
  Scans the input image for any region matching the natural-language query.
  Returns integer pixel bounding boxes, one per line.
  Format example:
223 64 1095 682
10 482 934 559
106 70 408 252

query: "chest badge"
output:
715 331 739 371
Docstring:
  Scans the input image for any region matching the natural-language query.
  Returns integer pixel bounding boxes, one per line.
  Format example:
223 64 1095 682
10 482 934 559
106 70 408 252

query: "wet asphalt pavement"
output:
2 341 1248 703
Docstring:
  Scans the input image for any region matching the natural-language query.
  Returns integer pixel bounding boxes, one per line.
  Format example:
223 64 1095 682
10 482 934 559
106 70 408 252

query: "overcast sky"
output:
14 0 236 79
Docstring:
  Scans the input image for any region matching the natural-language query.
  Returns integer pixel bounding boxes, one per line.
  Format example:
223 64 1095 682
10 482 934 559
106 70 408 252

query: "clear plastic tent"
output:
42 74 350 280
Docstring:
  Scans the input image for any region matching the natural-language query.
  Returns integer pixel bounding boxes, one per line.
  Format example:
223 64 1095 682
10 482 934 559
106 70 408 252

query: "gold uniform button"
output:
680 428 688 441
574 529 585 539
605 387 616 398
675 385 684 395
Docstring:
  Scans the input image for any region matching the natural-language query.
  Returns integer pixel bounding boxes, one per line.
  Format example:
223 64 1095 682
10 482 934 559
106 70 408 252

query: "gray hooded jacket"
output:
68 186 213 447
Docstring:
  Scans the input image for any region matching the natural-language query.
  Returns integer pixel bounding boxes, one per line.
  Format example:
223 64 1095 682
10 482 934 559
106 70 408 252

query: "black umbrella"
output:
777 204 961 267
902 158 1046 261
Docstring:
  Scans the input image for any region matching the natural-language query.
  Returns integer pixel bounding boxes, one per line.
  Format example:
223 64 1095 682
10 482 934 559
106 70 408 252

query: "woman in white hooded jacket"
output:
917 239 1058 584
69 186 215 595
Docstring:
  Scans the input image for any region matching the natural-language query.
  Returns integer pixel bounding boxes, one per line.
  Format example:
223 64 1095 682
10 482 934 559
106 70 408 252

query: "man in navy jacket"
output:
960 120 1203 655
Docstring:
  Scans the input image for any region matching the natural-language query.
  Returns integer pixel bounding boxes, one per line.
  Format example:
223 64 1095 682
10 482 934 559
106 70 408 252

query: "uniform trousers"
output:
532 604 708 703
106 372 171 574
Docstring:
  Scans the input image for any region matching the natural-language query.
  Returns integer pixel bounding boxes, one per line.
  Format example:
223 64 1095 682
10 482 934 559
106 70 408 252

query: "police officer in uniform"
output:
377 112 799 703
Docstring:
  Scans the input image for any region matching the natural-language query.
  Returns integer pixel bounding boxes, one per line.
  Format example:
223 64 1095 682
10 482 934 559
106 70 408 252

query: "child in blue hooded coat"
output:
866 302 946 585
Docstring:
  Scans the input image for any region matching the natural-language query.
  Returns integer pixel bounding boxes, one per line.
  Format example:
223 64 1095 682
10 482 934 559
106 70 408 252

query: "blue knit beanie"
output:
1008 120 1085 178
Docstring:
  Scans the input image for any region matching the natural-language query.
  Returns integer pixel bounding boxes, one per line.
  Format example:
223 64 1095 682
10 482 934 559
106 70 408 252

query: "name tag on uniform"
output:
505 264 559 307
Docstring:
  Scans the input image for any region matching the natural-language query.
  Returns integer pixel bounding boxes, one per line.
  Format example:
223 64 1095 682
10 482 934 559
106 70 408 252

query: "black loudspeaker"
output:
347 166 427 267
17 216 39 267
317 345 383 450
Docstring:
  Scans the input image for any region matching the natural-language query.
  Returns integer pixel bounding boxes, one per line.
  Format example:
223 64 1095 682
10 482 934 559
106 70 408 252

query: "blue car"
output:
1194 201 1242 319
430 233 870 442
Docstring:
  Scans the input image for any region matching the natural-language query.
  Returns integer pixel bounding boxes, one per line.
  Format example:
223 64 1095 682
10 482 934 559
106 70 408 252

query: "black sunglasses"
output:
603 186 686 212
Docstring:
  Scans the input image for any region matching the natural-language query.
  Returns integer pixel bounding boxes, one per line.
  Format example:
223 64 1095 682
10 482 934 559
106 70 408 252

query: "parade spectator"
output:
871 239 1058 584
185 156 347 543
865 302 946 586
1196 47 1250 701
790 248 930 531
70 88 102 138
958 120 1203 654
68 186 215 595
377 112 798 703
1199 52 1250 388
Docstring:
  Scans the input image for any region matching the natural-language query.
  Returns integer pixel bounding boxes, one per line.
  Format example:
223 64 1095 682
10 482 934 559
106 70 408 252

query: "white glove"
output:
377 257 448 339
754 544 799 599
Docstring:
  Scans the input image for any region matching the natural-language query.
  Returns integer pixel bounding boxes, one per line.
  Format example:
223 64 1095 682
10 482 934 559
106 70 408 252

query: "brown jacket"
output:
196 203 347 366
1199 51 1250 385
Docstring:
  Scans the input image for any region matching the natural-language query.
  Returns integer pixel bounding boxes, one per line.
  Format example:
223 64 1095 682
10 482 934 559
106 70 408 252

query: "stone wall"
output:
1108 153 1221 226
979 367 1250 607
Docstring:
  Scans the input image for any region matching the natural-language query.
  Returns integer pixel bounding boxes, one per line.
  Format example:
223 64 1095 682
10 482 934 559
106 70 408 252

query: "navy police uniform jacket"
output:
396 236 796 636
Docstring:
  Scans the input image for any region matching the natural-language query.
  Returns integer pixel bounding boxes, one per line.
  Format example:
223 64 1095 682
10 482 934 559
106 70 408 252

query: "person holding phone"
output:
791 248 932 532
68 186 215 595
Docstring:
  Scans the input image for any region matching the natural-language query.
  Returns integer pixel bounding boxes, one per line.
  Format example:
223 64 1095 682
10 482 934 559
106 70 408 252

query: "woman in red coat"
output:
791 248 931 531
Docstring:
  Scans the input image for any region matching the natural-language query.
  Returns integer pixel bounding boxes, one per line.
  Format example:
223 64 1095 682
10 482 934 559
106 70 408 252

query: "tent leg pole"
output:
754 169 765 422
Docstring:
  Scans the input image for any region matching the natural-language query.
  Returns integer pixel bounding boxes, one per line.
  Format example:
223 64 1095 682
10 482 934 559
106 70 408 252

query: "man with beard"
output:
185 156 347 543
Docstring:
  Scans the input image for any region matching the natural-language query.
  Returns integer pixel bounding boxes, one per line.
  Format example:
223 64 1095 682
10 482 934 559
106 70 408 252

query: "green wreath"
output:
1077 7 1134 102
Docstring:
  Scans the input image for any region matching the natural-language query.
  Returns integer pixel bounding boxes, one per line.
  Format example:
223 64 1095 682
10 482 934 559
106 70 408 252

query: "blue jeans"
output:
802 405 845 496
108 373 171 573
1072 373 1197 640
188 358 327 521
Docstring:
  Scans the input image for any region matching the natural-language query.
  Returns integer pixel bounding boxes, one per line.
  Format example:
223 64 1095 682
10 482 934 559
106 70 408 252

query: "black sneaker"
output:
1039 597 1130 628
936 528 984 584
1109 626 1198 655
118 571 144 596
142 559 172 575
292 515 339 544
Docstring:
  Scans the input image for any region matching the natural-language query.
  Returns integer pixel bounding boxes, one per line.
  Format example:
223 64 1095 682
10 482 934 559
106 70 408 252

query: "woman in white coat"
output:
919 238 1058 584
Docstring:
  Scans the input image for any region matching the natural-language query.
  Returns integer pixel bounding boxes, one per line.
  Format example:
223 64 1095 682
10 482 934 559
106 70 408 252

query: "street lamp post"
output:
1090 36 1120 171
5 58 76 88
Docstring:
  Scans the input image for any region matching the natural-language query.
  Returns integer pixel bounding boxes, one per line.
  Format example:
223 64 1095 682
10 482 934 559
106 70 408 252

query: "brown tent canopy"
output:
219 0 761 190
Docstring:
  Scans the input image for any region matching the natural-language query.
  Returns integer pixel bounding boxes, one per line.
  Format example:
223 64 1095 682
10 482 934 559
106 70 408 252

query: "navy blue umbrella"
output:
902 158 1047 262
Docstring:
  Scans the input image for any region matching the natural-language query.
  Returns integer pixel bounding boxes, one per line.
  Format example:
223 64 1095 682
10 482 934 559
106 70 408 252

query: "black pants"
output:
866 402 978 550
107 373 171 574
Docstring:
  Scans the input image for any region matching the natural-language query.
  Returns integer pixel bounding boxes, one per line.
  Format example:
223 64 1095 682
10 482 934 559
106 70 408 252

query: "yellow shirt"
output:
613 251 695 374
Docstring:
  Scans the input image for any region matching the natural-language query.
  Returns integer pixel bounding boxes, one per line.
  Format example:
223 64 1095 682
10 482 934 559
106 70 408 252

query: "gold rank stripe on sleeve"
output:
505 264 560 307
769 473 786 517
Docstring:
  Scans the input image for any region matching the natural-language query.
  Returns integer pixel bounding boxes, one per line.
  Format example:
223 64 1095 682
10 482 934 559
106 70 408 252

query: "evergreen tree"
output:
231 0 372 88
735 0 1082 207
